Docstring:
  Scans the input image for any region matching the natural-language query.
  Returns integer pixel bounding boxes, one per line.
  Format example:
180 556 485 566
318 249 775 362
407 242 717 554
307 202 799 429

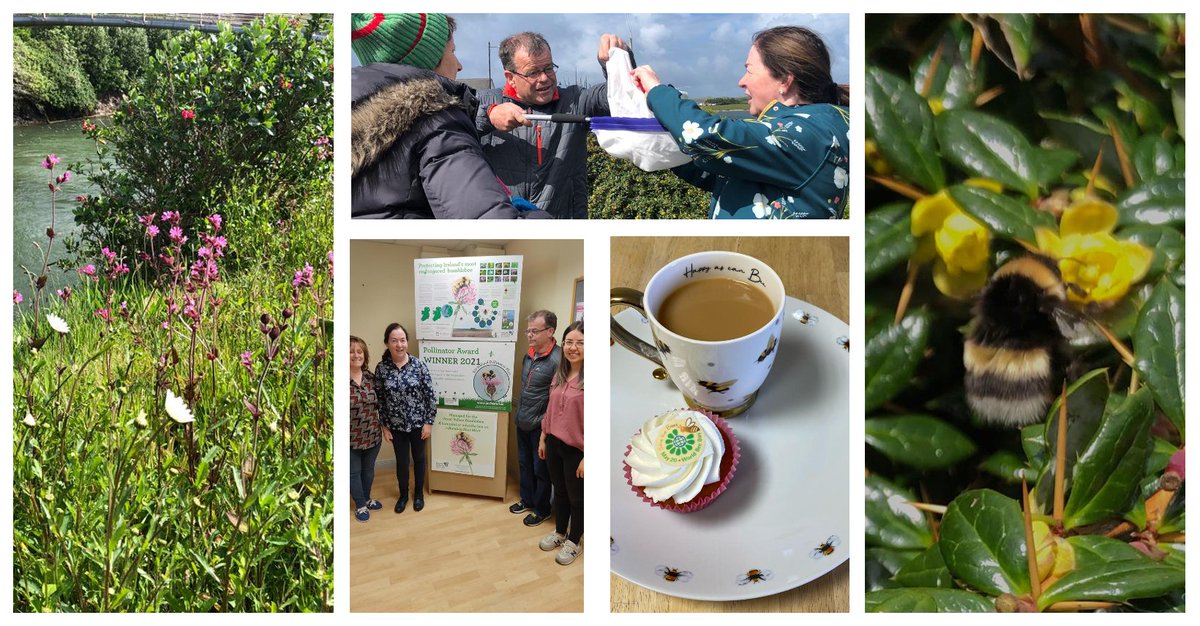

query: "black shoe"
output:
523 512 549 527
395 495 408 513
509 501 530 514
413 497 425 512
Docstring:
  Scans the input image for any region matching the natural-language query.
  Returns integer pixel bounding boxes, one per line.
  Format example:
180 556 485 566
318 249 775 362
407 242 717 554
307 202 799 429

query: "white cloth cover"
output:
594 49 692 172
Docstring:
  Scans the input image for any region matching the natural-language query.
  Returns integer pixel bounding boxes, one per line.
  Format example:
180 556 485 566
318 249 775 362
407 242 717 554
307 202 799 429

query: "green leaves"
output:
867 588 995 612
1063 390 1155 529
939 489 1029 596
1118 176 1186 227
865 202 915 282
865 310 931 412
892 545 954 588
936 109 1076 198
866 68 944 192
1133 280 1185 435
1038 536 1185 610
948 184 1055 242
866 415 976 470
866 475 934 550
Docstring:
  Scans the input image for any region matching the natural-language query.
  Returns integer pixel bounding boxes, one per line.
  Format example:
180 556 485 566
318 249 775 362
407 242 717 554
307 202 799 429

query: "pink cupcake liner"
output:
623 409 740 513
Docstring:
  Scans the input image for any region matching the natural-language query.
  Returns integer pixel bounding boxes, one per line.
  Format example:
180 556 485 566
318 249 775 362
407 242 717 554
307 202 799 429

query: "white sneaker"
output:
539 532 566 551
556 539 582 565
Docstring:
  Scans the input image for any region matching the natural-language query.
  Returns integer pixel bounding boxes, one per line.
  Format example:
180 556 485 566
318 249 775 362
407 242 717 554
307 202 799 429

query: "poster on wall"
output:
415 255 523 342
431 408 498 477
421 340 516 411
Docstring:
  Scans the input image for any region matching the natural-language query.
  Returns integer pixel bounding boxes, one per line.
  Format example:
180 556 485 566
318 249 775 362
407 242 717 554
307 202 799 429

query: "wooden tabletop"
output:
609 236 850 613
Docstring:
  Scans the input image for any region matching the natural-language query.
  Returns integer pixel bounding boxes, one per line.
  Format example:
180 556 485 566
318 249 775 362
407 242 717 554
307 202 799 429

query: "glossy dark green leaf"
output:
1133 136 1178 181
1042 368 1111 464
948 184 1055 242
979 450 1027 483
866 67 945 192
1133 280 1185 434
939 489 1029 596
867 588 995 613
1063 389 1155 529
892 544 954 588
865 310 931 412
994 15 1036 79
866 415 977 470
866 475 933 550
1119 225 1184 280
936 109 1041 198
912 24 982 111
866 202 916 282
866 547 921 592
1031 148 1079 186
1038 535 1185 610
1118 176 1185 227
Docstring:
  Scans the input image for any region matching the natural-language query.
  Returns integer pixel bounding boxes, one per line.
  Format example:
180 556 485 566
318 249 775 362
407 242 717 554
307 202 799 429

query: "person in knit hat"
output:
351 14 549 219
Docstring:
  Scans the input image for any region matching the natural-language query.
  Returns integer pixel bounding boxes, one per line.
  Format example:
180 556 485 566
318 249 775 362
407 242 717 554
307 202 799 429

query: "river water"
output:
12 120 101 297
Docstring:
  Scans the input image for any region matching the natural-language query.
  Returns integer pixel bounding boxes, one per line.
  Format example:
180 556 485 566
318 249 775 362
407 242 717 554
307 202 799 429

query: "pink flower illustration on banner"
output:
450 276 478 323
480 370 501 399
450 432 477 474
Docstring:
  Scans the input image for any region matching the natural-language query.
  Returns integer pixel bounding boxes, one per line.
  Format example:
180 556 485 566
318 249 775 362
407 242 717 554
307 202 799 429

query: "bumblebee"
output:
964 255 1079 427
737 569 774 585
698 380 734 394
757 335 777 362
810 535 840 559
655 566 693 582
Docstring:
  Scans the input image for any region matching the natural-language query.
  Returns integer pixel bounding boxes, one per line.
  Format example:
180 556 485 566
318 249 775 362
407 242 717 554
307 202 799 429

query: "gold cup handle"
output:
610 287 663 367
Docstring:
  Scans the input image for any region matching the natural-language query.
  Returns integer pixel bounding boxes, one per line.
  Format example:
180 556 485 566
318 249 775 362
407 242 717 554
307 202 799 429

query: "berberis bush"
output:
13 14 333 613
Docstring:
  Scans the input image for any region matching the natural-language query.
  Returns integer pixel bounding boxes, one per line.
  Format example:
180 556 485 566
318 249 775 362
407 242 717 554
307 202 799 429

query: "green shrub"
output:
586 134 709 219
73 14 333 262
13 28 97 118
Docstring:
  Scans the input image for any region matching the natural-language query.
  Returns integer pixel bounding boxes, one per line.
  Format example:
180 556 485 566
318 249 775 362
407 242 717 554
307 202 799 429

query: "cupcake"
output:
623 408 740 512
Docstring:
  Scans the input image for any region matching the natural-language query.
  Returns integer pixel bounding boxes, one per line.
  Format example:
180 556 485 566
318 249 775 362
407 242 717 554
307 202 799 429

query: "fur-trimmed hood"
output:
351 64 477 176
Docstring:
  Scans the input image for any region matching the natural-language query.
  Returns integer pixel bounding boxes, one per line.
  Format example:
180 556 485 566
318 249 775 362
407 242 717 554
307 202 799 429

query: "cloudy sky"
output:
354 14 848 98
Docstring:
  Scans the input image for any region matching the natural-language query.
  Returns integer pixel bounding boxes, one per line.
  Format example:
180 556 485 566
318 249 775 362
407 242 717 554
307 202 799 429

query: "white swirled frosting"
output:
627 409 725 504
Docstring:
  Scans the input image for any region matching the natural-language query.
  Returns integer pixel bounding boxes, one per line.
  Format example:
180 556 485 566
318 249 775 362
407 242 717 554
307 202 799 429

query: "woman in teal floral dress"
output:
633 26 849 219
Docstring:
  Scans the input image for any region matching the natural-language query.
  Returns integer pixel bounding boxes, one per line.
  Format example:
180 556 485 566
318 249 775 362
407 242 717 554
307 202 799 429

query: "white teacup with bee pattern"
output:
611 251 785 417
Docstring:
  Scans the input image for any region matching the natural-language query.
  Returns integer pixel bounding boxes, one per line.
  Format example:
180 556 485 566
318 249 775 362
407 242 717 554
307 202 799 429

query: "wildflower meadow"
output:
12 14 333 612
864 15 1185 612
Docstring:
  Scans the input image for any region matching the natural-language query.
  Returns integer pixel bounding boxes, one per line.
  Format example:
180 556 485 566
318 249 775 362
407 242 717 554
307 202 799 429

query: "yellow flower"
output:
1035 199 1153 305
911 189 991 298
1032 520 1076 586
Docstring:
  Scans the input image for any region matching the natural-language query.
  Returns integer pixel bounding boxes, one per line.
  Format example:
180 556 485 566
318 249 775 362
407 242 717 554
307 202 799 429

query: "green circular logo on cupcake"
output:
655 420 706 465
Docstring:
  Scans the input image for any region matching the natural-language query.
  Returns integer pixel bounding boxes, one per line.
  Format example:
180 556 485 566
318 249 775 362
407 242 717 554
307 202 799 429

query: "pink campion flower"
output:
138 213 156 226
41 154 60 169
13 290 23 305
118 301 129 318
208 214 223 232
292 263 315 288
95 308 113 322
181 109 195 120
146 224 160 238
160 210 177 223
161 320 171 330
57 287 72 302
168 226 186 244
111 262 130 277
79 264 96 277
75 194 89 204
56 171 73 185
240 351 254 375
198 246 212 260
101 247 117 264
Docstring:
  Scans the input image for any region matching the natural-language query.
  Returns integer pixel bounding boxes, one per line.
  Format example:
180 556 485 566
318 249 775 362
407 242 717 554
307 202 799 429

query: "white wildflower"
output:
134 409 148 428
165 390 194 424
23 412 37 427
46 313 70 334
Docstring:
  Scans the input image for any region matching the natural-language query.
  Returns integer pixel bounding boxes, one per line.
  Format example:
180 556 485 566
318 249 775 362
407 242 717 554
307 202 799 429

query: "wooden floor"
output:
349 463 584 612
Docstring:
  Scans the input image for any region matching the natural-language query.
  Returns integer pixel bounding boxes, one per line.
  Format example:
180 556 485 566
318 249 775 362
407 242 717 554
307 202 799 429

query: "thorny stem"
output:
1090 319 1136 366
867 175 926 201
1106 118 1135 188
920 41 944 98
1054 382 1068 526
1085 141 1105 197
906 501 948 515
894 262 920 325
1046 601 1120 612
1021 476 1042 604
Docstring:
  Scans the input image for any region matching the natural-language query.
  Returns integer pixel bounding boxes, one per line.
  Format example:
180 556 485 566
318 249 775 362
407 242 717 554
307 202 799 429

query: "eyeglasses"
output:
526 326 552 335
510 64 558 81
563 340 584 348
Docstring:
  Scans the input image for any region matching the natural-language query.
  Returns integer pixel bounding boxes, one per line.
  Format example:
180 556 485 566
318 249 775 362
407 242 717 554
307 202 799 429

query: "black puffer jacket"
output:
352 64 549 219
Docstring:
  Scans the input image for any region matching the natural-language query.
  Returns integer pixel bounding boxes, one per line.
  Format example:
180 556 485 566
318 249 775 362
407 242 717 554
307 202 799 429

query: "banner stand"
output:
427 411 510 499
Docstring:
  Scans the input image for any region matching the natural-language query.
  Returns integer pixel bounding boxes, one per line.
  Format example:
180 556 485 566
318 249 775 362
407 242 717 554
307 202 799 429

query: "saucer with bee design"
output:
610 297 849 601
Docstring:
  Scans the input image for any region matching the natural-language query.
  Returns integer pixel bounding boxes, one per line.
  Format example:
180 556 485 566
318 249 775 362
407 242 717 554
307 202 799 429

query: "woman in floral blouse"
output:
633 26 849 219
376 322 438 513
350 335 383 522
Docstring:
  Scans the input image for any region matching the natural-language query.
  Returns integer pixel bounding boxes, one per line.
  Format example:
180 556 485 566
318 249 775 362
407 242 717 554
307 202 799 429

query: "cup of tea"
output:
611 251 785 417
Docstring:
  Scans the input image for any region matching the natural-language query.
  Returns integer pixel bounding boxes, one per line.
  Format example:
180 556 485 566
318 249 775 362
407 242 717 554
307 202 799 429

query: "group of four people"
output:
350 13 849 219
348 313 586 566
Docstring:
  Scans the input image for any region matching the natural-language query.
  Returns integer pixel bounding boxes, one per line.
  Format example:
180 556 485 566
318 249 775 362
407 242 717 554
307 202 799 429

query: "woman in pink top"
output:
538 320 584 565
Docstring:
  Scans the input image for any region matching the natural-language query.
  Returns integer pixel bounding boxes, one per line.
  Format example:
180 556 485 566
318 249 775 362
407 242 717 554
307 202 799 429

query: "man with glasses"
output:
476 31 631 218
509 310 561 526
